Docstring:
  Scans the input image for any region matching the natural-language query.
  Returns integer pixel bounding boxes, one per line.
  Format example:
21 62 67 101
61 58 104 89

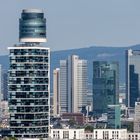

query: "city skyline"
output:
1 0 140 55
0 2 140 139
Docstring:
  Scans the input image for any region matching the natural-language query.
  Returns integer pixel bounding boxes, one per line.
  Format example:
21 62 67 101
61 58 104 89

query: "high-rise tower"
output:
93 61 119 116
53 68 60 116
126 49 140 107
59 55 88 114
8 9 50 138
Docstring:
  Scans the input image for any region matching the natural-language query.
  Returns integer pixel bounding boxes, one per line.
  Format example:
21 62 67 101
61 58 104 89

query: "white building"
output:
1 101 9 119
85 129 127 140
53 68 60 116
84 133 94 139
134 102 140 133
128 133 140 140
51 128 127 140
60 55 87 114
50 128 85 139
134 102 140 120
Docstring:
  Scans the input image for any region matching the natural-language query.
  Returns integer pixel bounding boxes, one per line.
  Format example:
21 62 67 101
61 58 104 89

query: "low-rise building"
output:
128 133 140 140
62 113 85 125
92 129 127 140
51 128 127 140
50 128 85 139
84 133 94 139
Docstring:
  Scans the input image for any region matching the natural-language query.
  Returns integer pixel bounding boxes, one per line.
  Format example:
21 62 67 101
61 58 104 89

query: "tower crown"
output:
19 9 47 43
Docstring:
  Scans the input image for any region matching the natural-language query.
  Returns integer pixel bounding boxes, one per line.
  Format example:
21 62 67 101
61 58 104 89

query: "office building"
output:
8 9 50 138
107 105 121 129
60 55 87 114
53 68 60 116
126 49 140 107
93 61 119 115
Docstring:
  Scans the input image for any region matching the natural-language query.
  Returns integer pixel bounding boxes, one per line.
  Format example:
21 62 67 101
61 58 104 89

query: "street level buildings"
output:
8 9 50 138
50 128 127 140
50 128 85 139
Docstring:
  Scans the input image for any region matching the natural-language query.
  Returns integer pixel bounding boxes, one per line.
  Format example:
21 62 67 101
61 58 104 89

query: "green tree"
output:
8 136 18 140
85 125 94 132
127 122 133 132
3 137 9 140
68 118 76 126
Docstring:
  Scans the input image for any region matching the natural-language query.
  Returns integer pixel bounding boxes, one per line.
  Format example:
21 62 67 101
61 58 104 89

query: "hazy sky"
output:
1 0 140 55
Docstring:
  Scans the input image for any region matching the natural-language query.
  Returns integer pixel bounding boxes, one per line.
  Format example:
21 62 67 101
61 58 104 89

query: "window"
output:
63 131 69 139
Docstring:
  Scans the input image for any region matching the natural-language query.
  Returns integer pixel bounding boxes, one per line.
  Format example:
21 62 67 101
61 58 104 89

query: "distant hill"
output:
1 44 140 92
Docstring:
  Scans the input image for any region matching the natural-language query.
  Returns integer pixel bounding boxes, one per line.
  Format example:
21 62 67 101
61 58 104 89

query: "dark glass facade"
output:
9 47 50 138
126 49 140 107
130 65 139 107
93 61 119 116
19 9 46 42
2 71 8 100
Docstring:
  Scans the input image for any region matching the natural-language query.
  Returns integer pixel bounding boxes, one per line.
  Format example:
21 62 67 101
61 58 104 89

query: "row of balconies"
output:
10 63 49 70
9 84 48 91
10 56 48 63
10 49 49 56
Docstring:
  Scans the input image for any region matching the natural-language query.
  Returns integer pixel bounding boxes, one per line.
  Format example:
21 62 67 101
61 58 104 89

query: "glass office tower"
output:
126 49 140 107
8 9 50 138
19 9 47 43
93 61 119 116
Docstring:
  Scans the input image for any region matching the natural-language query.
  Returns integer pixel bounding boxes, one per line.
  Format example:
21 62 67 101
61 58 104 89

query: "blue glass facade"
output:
126 50 140 107
19 9 46 42
93 61 119 116
130 65 139 107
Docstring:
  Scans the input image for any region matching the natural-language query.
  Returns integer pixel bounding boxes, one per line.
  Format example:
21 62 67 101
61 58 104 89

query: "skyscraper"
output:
8 9 50 138
126 49 140 107
59 55 87 114
93 61 119 115
53 68 60 116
